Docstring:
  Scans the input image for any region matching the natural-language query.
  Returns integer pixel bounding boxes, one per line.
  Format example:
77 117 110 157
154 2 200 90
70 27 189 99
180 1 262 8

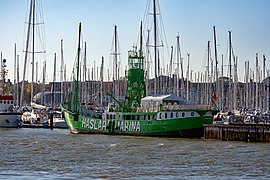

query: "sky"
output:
0 0 270 84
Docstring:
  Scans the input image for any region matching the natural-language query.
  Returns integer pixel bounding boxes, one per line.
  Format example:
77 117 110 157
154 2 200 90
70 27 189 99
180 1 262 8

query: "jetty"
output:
204 123 270 142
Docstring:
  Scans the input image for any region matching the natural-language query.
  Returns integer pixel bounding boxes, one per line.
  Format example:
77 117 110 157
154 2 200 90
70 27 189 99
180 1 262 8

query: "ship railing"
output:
163 104 211 111
137 104 211 112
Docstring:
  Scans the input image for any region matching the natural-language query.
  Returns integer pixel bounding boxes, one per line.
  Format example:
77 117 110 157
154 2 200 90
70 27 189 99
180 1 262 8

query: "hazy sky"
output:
0 0 269 83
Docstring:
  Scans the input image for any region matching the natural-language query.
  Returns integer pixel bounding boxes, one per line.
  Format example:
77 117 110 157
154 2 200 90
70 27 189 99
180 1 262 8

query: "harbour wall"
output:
204 123 270 142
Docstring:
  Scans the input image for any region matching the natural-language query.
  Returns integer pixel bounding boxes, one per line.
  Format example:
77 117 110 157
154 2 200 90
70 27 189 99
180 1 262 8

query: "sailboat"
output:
0 56 22 128
61 20 218 138
20 0 51 126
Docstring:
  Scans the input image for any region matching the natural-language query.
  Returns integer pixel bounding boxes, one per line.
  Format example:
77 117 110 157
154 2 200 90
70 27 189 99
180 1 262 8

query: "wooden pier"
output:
204 123 270 142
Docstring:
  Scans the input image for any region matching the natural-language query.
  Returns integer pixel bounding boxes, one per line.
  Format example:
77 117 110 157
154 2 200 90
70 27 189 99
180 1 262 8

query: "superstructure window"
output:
126 115 131 120
182 112 185 117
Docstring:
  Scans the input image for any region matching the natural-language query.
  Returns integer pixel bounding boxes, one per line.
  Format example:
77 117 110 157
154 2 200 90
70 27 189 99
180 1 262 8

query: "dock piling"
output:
50 112 53 130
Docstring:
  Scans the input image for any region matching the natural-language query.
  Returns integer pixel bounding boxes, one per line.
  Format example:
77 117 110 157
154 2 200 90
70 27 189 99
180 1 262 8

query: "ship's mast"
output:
16 55 20 105
42 60 46 105
14 44 17 104
82 42 87 103
100 57 104 109
74 23 81 113
176 35 181 96
139 22 143 57
221 55 224 111
245 60 249 109
255 53 259 110
60 39 64 104
207 41 210 104
213 26 218 106
266 56 269 112
20 0 33 109
153 0 158 95
263 54 266 110
228 31 232 111
233 56 238 111
31 0 35 102
145 0 168 95
111 25 120 100
186 53 190 101
145 29 150 95
20 0 46 108
51 53 56 109
169 46 173 94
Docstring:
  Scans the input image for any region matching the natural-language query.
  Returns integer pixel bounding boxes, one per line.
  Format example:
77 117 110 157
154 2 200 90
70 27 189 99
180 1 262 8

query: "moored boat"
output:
0 58 22 128
48 110 67 129
21 103 67 129
21 102 49 125
61 23 219 138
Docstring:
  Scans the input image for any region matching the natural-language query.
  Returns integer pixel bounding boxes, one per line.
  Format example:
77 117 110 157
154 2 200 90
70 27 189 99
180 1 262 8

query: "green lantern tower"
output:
125 22 146 110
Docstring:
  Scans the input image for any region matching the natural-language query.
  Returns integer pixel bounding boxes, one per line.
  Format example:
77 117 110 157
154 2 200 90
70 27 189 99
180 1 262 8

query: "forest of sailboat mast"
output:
7 0 270 114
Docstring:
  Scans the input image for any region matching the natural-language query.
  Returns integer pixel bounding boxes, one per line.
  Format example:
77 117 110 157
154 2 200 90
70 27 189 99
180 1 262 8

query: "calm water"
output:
0 128 269 179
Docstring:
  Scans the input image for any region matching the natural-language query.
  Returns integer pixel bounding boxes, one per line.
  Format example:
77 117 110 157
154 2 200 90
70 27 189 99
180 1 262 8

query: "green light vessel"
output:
61 23 218 138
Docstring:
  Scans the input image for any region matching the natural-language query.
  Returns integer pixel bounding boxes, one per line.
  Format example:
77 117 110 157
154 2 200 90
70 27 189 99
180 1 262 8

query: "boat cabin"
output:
139 94 189 112
0 95 14 112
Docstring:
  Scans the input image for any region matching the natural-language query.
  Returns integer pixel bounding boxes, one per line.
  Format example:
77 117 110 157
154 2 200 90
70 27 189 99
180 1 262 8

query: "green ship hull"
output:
62 23 219 138
61 105 217 138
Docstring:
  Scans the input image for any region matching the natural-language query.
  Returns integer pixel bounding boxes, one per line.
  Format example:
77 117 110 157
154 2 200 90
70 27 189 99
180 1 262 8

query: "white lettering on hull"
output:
81 117 140 132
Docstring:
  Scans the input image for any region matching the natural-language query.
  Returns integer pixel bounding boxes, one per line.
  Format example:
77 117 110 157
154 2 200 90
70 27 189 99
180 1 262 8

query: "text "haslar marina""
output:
82 117 140 132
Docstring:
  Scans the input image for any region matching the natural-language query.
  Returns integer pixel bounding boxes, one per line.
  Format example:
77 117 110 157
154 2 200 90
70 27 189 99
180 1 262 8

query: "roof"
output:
0 95 14 100
141 94 194 105
31 102 47 109
141 94 184 102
